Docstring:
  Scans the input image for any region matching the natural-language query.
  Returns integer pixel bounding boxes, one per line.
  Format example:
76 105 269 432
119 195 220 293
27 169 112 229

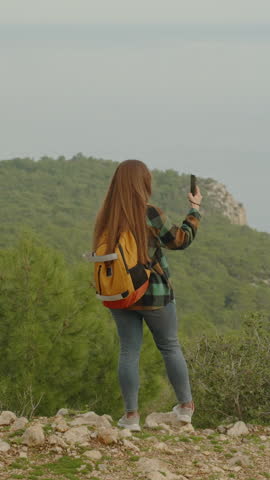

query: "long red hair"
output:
93 159 152 264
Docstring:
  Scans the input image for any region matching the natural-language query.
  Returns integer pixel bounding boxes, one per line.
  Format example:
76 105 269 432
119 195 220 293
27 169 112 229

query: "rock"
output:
103 414 113 423
145 419 159 429
122 439 140 451
218 434 228 441
83 449 102 461
211 465 225 473
225 465 242 472
19 451 28 458
180 423 195 433
62 426 90 445
260 435 268 441
0 441 11 452
32 417 49 425
148 473 172 480
0 411 17 425
207 180 248 226
137 457 178 480
118 428 133 439
97 427 118 445
51 446 63 454
145 412 178 428
154 442 171 453
47 434 68 448
203 429 215 435
174 447 185 453
227 421 249 437
55 423 69 433
21 425 45 446
55 408 69 416
145 411 195 433
91 470 100 477
217 425 227 434
69 411 111 429
159 423 173 433
51 417 69 433
10 417 29 432
146 436 159 443
228 454 251 467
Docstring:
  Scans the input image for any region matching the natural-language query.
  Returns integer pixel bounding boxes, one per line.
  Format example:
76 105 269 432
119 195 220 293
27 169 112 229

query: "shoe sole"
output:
173 406 193 423
117 421 141 432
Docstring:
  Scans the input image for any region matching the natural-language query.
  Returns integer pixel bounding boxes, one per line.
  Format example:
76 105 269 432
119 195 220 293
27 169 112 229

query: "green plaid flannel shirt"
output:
127 204 201 310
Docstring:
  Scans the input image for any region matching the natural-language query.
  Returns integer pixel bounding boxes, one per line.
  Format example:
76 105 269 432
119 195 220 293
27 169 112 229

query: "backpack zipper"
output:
98 265 102 294
118 243 129 272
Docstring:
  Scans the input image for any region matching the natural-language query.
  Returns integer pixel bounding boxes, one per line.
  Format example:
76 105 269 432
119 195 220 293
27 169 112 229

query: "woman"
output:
93 159 202 431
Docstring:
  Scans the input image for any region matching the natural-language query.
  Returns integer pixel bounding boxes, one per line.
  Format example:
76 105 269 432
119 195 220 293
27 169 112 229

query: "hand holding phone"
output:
188 174 202 208
190 174 197 196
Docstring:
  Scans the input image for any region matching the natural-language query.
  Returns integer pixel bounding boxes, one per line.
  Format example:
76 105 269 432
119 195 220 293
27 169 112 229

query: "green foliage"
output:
0 231 118 416
183 313 270 427
0 231 169 418
1 154 270 335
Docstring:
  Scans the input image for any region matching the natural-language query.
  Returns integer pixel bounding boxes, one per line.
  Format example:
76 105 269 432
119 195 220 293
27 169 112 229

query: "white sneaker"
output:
173 404 194 423
117 414 141 431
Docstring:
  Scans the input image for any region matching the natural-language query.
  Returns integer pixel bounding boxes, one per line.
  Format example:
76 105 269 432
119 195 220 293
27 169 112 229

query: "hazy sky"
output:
1 1 270 232
2 0 270 24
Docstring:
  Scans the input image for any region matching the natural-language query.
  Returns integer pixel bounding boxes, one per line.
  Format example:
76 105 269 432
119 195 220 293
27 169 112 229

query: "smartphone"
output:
190 174 197 196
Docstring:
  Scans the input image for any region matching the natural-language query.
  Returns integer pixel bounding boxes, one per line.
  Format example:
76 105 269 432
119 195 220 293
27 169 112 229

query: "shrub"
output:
184 313 270 427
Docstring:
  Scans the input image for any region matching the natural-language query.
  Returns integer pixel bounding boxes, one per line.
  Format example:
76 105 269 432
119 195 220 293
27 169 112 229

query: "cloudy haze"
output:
1 1 270 232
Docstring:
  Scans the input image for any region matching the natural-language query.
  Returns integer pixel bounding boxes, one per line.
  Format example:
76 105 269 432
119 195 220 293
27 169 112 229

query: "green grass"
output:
128 455 140 462
213 446 223 452
7 429 26 438
133 431 152 439
175 435 192 443
9 476 26 479
9 459 29 470
207 434 220 440
224 453 233 459
29 466 46 477
247 435 262 444
210 439 219 445
42 424 53 435
155 434 173 442
189 435 205 442
8 437 23 445
42 455 92 478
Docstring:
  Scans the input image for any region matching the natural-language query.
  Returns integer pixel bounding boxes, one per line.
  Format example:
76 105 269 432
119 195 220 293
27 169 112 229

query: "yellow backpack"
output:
84 231 152 308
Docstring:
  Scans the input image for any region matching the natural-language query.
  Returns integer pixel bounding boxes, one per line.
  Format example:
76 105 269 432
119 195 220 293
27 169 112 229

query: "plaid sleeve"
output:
147 204 201 250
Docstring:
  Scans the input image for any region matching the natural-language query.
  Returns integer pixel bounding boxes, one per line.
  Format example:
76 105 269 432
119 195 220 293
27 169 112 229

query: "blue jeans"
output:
110 301 192 412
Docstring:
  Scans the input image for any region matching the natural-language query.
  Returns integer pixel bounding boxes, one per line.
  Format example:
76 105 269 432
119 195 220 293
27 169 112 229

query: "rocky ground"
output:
0 409 269 480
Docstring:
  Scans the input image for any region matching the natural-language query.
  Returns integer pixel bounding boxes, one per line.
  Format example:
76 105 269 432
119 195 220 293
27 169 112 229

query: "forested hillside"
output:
1 154 270 334
1 154 270 424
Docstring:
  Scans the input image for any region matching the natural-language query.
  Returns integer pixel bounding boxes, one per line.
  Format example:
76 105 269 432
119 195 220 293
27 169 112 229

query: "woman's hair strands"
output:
93 160 152 264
